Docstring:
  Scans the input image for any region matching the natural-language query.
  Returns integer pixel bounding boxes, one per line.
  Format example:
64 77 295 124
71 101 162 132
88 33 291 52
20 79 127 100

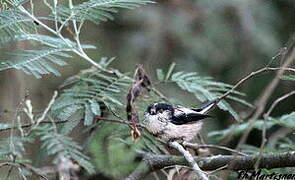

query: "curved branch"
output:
125 151 295 180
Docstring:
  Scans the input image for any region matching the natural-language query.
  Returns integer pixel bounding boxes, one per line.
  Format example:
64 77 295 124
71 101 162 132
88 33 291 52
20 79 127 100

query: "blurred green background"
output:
0 0 294 179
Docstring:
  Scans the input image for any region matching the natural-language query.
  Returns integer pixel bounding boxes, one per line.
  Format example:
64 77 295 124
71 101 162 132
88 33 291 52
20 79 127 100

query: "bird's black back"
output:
146 102 212 125
171 113 211 125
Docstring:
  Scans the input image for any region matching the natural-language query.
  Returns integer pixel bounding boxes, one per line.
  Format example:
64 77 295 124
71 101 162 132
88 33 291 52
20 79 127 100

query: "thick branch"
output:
125 151 295 180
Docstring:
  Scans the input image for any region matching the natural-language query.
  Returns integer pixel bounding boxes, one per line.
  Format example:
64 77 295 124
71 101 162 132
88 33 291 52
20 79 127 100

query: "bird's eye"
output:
150 109 156 115
158 109 163 113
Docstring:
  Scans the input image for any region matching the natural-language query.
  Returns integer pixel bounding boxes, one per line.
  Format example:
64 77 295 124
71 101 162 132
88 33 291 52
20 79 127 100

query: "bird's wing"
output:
171 106 211 125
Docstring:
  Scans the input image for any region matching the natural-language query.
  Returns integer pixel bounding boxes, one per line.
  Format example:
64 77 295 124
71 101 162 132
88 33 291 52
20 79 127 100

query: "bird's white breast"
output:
163 121 203 142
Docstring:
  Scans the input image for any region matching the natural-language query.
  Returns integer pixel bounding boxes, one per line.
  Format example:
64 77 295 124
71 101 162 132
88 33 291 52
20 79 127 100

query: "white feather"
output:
198 102 216 114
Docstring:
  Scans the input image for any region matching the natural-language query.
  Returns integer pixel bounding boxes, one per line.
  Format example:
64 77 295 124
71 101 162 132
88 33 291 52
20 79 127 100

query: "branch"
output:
217 67 294 101
35 91 58 126
236 40 295 149
125 151 295 180
183 142 248 156
168 141 209 180
255 90 295 168
0 162 48 180
264 90 295 119
0 120 68 133
94 116 147 130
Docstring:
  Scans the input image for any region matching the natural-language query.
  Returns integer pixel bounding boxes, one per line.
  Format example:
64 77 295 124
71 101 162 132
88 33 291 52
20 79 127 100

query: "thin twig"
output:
217 67 294 101
266 47 288 68
207 164 228 175
168 141 209 180
0 120 68 133
183 142 248 156
94 116 147 130
35 91 58 126
220 40 295 180
150 87 172 104
235 42 295 150
264 90 295 118
18 5 114 74
255 90 295 169
0 162 48 180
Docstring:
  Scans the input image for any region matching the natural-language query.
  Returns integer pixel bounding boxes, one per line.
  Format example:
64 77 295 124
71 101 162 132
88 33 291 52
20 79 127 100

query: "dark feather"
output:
171 113 211 125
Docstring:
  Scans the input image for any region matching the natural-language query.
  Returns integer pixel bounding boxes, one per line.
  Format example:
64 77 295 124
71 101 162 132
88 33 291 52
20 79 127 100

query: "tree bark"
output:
124 151 295 180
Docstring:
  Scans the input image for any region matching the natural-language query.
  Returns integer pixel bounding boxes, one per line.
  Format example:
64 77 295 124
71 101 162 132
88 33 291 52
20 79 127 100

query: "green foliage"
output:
208 112 295 141
277 137 295 151
90 122 141 178
51 58 131 133
280 74 295 81
0 33 96 78
34 125 95 174
0 136 33 158
56 0 153 24
158 64 252 120
90 120 165 178
269 112 295 129
0 0 150 78
208 120 274 141
0 0 293 179
240 144 260 155
0 9 36 39
0 49 70 78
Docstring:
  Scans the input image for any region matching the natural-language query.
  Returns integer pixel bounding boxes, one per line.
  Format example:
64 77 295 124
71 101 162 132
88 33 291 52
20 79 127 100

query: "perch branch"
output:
169 141 209 180
125 151 295 180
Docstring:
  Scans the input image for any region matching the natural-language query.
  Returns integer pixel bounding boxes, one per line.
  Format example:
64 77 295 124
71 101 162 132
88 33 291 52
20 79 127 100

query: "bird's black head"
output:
146 103 174 115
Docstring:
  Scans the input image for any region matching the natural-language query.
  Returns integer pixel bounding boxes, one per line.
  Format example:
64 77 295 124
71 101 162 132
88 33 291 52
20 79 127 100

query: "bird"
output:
144 99 219 142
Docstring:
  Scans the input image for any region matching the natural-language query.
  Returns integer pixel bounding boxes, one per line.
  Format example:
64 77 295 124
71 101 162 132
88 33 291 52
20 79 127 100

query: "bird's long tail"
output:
193 99 220 114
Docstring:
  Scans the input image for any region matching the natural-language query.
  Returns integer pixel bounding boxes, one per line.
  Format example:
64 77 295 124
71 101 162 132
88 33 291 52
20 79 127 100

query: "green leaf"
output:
208 120 275 140
84 103 95 126
90 100 101 116
280 74 295 81
0 9 36 39
51 58 131 131
270 112 295 128
0 48 71 78
169 70 248 120
165 62 176 81
56 0 154 24
156 69 164 81
34 125 95 174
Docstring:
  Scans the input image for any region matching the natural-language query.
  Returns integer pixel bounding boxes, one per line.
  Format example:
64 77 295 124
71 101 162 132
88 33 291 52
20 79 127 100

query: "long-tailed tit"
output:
144 100 218 142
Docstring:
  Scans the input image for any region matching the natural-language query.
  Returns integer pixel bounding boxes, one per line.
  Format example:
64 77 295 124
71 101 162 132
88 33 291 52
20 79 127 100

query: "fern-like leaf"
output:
0 48 72 78
51 58 131 133
56 0 153 24
0 9 35 36
169 71 251 120
208 112 295 140
34 125 95 174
